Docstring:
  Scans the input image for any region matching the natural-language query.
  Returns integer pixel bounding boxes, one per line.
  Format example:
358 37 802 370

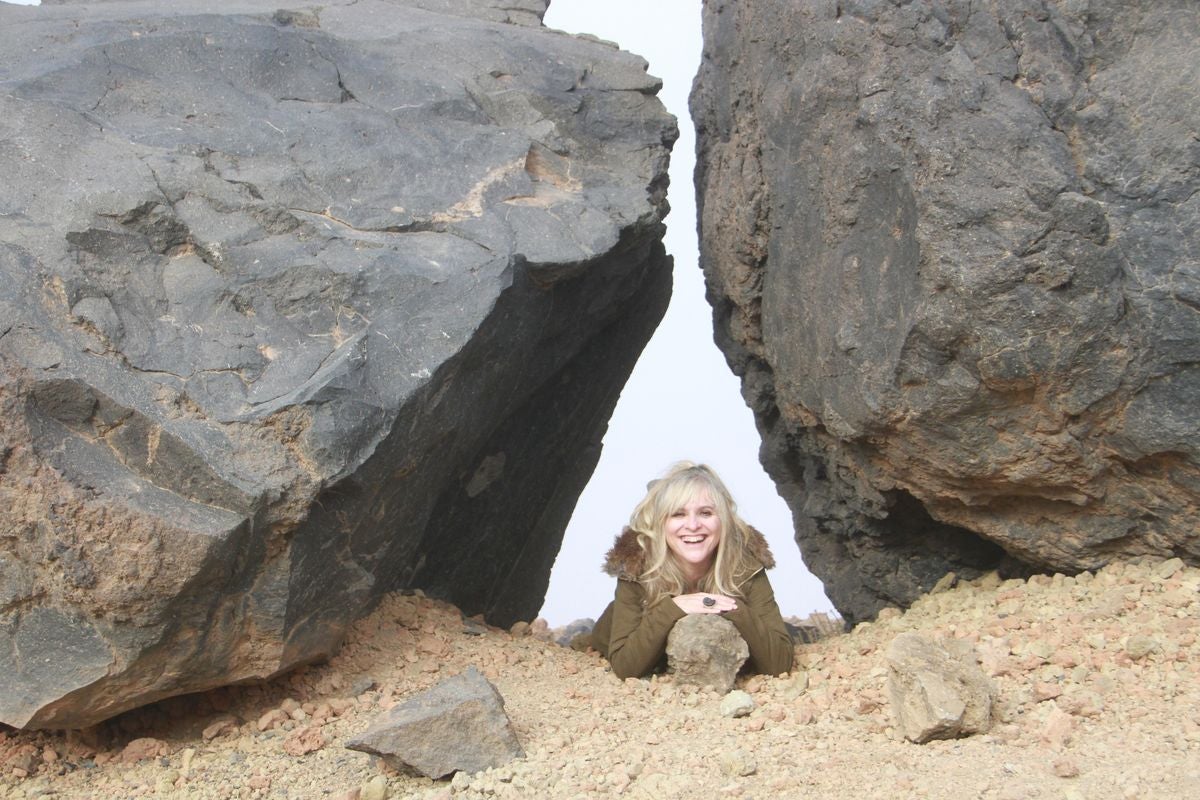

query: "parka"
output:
589 526 794 680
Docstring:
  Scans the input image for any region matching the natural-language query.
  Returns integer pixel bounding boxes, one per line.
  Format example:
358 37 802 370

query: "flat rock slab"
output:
887 632 994 744
692 0 1200 624
346 666 524 779
666 613 748 693
0 0 675 728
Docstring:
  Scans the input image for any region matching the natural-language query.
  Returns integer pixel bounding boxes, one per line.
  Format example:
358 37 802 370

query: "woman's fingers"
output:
672 592 738 614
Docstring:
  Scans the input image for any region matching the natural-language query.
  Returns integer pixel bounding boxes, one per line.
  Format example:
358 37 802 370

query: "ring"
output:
702 596 716 607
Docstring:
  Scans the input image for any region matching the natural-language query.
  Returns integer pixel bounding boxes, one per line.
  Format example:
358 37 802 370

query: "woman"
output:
590 462 794 680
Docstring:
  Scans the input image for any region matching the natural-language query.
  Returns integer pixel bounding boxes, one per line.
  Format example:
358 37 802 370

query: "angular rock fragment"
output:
886 632 994 743
693 0 1200 624
346 667 524 779
666 614 749 693
719 689 755 719
0 0 675 728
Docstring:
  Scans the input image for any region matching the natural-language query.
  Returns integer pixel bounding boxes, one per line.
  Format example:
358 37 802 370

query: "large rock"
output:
0 0 676 728
886 633 994 743
692 0 1200 624
346 666 523 779
666 613 748 692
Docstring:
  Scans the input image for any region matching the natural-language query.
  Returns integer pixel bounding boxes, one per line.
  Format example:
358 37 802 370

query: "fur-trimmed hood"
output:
601 525 776 581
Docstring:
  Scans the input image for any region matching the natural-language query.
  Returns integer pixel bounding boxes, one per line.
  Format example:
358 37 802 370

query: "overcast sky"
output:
5 0 835 624
538 0 833 625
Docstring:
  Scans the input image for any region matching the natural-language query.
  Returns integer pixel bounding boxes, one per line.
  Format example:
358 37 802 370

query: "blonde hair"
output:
628 461 758 607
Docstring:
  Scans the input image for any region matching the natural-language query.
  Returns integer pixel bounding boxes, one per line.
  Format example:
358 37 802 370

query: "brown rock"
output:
886 633 994 743
257 709 289 732
118 737 168 763
202 716 239 741
283 726 327 756
665 614 749 693
1041 708 1075 748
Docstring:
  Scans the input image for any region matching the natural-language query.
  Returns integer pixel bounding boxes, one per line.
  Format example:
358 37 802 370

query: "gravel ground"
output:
3 557 1198 800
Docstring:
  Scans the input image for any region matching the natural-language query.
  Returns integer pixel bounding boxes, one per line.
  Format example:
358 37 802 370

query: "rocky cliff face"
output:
693 0 1199 623
0 0 676 728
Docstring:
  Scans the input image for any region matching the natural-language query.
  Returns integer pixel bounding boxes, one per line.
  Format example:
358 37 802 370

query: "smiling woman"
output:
586 462 794 680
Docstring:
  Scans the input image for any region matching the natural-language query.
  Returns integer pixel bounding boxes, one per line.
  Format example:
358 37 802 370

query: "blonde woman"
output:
589 462 794 679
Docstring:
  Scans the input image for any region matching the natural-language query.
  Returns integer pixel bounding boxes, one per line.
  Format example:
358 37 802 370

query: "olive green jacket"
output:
590 527 794 680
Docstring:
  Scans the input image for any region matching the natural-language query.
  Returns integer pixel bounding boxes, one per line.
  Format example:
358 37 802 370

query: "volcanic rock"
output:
692 0 1200 624
0 0 675 728
666 613 749 693
345 666 524 779
886 632 994 743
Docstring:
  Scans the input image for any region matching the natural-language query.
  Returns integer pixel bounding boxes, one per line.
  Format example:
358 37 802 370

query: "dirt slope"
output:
3 558 1197 799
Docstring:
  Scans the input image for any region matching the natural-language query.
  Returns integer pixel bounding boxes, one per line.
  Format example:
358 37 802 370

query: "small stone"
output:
509 621 531 638
359 775 389 800
930 572 957 594
119 738 167 764
1058 691 1104 718
202 717 239 741
1125 635 1158 660
257 709 289 732
178 747 196 778
1033 682 1063 702
1155 558 1185 579
720 691 755 718
1053 759 1080 778
1041 708 1074 747
282 726 326 756
718 749 757 777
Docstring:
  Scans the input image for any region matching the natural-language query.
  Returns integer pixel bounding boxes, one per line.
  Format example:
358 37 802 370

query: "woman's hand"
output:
673 593 738 614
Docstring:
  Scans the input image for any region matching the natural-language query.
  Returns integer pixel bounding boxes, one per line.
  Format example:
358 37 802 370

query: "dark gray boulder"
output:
0 0 675 728
692 0 1199 623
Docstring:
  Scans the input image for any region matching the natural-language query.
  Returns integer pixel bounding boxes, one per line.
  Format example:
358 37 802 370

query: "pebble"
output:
720 691 755 719
1125 635 1159 660
718 749 757 778
360 774 389 800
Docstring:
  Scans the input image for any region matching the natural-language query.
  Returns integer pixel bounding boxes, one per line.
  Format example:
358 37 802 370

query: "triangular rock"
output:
346 667 524 779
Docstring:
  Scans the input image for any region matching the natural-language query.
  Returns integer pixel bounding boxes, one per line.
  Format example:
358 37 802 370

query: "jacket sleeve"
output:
724 571 794 676
603 578 687 680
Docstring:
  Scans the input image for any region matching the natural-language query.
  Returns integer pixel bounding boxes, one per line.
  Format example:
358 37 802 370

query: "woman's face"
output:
664 488 722 575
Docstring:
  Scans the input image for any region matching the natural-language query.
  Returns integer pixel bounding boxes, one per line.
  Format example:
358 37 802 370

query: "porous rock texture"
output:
0 0 676 728
666 613 749 693
886 631 994 743
692 0 1200 624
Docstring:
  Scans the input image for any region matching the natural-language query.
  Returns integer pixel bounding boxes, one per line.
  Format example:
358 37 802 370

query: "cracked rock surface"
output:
692 0 1200 624
0 0 675 728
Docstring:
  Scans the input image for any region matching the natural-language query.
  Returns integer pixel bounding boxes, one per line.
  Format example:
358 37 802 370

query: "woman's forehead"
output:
673 485 715 508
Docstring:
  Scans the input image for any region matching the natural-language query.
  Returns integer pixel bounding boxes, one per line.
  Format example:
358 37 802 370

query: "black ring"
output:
702 596 716 607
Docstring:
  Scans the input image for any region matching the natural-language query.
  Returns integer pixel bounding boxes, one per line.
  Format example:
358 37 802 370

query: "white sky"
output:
4 0 835 624
538 0 833 625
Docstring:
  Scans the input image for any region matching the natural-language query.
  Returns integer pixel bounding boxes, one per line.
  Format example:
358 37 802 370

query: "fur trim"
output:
602 524 776 580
